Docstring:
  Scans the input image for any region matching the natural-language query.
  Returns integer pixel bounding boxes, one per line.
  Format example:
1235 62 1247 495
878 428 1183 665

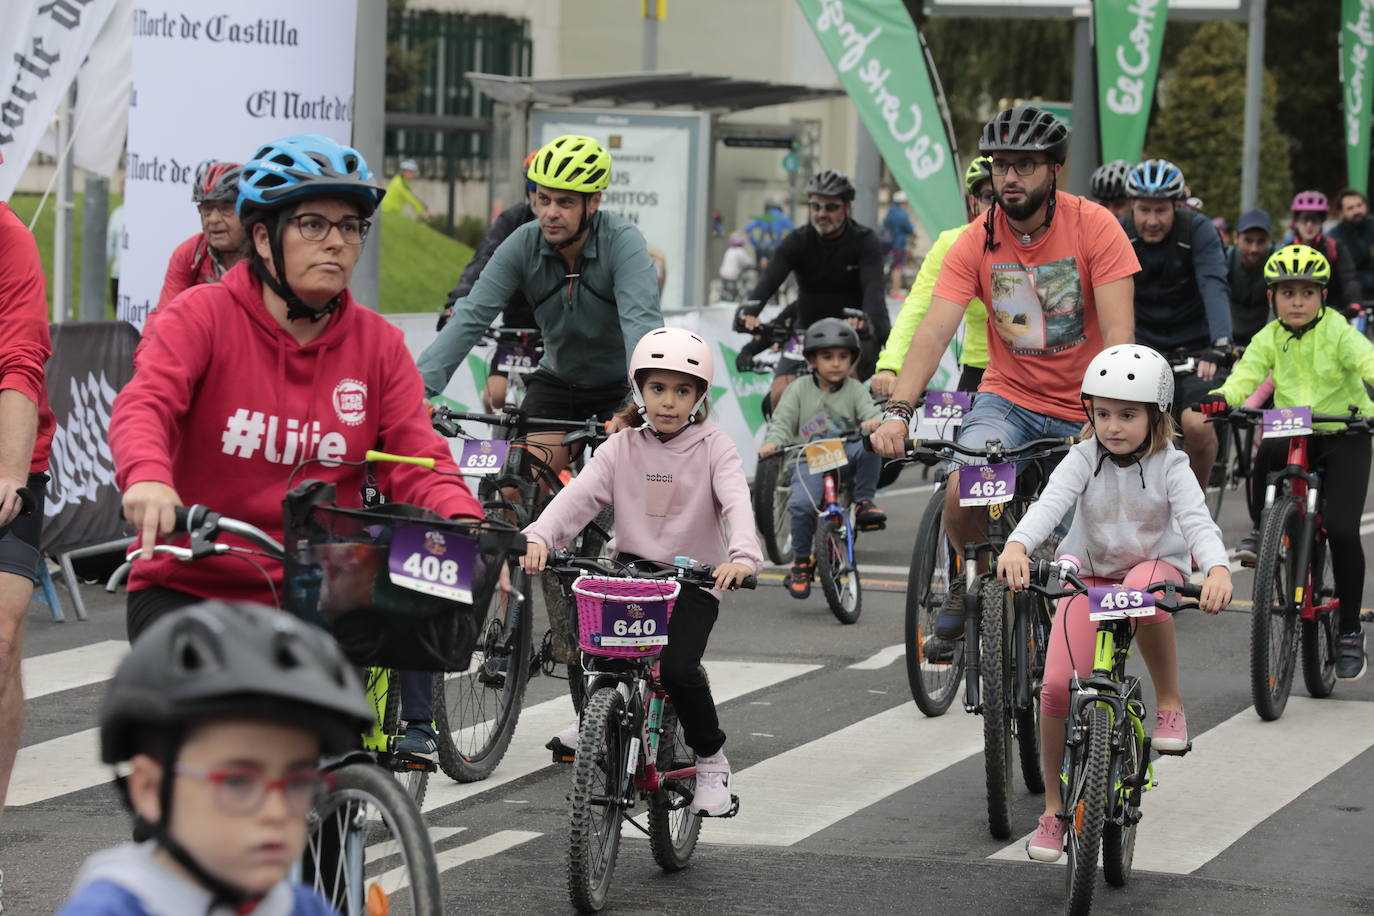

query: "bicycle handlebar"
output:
1210 405 1372 431
885 434 1078 466
480 327 543 348
1027 558 1202 612
545 549 757 591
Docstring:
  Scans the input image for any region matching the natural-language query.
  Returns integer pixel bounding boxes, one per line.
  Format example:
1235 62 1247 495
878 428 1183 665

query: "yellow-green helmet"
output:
1264 243 1331 287
527 135 612 193
964 156 993 194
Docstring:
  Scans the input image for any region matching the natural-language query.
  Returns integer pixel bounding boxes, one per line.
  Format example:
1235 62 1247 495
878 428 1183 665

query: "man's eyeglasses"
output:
989 159 1049 177
287 213 371 245
808 201 844 213
177 764 332 816
198 202 235 218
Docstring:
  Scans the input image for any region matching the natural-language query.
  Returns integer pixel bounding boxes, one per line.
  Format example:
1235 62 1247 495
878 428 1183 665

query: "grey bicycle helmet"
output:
805 169 856 201
100 601 373 764
191 161 243 205
978 105 1070 164
1090 159 1132 202
802 317 861 358
1126 159 1187 201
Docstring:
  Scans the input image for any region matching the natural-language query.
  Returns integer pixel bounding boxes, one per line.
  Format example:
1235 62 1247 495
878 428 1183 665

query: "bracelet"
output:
883 400 915 422
882 409 913 426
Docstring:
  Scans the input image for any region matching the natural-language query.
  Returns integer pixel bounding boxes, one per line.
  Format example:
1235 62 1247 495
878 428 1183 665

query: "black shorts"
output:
0 473 48 584
1176 368 1231 413
520 369 630 422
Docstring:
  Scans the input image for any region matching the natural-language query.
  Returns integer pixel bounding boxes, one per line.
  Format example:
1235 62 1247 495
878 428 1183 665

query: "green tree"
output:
386 0 430 113
1147 21 1291 224
1265 2 1343 197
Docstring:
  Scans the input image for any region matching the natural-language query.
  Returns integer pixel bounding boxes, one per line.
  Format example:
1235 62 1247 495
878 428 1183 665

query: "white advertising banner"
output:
531 109 709 310
118 1 358 328
0 0 118 197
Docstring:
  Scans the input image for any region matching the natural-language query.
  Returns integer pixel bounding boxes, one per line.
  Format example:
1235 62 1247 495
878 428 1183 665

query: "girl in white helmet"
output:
994 344 1233 863
521 327 763 816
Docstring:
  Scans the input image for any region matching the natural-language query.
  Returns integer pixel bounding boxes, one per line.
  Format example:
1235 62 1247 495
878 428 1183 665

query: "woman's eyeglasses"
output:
287 213 371 245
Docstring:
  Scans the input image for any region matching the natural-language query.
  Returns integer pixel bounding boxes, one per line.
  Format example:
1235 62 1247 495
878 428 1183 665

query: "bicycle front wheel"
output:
752 452 793 565
1064 705 1110 916
647 700 702 872
817 515 862 624
1251 495 1302 720
980 580 1014 840
434 558 534 782
1015 594 1048 794
1301 536 1339 698
1102 697 1144 887
302 761 442 916
568 687 629 913
905 483 964 716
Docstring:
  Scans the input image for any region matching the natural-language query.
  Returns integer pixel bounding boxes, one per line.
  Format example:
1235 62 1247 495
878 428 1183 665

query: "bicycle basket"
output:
572 576 680 659
283 499 506 671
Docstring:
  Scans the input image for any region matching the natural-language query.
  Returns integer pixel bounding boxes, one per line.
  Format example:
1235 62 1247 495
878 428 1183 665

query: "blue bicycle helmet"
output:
1125 159 1186 201
237 133 385 217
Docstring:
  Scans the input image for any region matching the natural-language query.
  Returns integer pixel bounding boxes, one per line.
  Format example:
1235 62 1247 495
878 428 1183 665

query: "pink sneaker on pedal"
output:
1027 814 1065 862
1153 708 1188 753
691 751 733 816
545 720 580 759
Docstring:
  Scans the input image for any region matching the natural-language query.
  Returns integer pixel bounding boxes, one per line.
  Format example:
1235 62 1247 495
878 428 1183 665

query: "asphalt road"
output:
7 463 1374 915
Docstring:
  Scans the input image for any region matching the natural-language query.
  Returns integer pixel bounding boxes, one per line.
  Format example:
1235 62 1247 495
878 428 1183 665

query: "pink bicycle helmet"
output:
1291 190 1329 213
628 327 714 425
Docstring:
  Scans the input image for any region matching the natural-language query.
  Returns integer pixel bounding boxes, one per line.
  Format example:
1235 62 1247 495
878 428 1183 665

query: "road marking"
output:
21 641 127 700
700 701 982 846
368 826 465 862
848 643 904 670
988 697 1374 873
419 660 819 814
375 829 541 893
8 729 101 805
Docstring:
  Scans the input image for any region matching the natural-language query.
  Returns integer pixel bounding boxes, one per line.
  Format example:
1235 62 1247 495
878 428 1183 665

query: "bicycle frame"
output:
820 470 857 573
1262 434 1330 624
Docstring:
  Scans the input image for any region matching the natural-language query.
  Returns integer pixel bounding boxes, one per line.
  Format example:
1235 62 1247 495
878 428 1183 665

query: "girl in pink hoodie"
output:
521 327 762 816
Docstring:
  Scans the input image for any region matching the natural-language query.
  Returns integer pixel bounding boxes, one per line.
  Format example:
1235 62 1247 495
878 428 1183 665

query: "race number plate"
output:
388 523 478 603
495 344 539 374
922 391 972 425
1262 406 1313 438
1087 586 1156 620
594 597 672 648
457 439 510 476
782 332 805 361
958 462 1014 506
804 439 849 473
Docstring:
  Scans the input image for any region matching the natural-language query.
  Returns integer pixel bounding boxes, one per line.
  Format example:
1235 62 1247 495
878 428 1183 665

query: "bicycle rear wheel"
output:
905 483 963 716
1301 536 1339 698
1064 705 1110 916
539 507 614 713
816 515 862 624
647 700 702 872
302 761 442 916
434 558 533 782
1205 422 1232 520
1250 495 1302 720
568 687 628 913
752 452 793 565
980 581 1014 840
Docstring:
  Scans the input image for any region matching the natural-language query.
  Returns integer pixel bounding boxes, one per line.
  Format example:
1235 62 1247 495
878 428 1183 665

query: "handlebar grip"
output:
739 575 757 590
364 450 437 469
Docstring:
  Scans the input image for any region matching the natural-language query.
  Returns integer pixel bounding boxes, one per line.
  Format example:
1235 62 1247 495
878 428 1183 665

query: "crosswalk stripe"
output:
9 729 102 806
700 701 983 846
987 697 1374 873
22 641 127 700
371 829 541 896
848 644 904 670
367 826 466 862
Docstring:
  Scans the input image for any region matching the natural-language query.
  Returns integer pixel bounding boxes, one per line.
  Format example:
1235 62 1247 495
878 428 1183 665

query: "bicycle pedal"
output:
546 738 575 764
390 754 437 772
858 520 887 532
1152 740 1192 757
1239 559 1257 569
700 795 741 818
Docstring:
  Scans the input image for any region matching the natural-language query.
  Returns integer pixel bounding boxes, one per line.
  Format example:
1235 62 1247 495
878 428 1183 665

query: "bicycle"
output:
1163 346 1241 519
479 326 543 414
1024 558 1201 916
894 433 1076 838
543 550 755 913
1220 405 1373 720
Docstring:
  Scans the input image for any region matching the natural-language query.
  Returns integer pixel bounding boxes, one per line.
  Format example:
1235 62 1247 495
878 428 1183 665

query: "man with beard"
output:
1327 188 1374 304
871 105 1137 660
1227 209 1276 346
737 169 890 409
1120 158 1232 490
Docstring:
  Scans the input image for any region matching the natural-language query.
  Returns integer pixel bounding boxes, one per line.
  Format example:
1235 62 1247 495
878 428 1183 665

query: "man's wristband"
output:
883 400 915 423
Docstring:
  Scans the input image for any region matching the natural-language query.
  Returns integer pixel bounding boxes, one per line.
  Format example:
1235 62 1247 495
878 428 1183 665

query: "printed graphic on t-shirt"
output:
989 256 1086 355
644 470 675 518
800 411 845 442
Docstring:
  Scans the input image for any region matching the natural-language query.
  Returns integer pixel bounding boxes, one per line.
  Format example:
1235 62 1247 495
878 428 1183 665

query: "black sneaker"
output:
1337 631 1367 681
1234 531 1260 565
395 723 439 762
855 500 887 530
924 580 966 662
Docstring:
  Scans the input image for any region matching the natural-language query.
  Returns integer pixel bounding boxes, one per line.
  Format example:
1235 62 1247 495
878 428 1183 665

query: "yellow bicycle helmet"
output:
1264 244 1331 287
527 135 612 193
964 156 993 194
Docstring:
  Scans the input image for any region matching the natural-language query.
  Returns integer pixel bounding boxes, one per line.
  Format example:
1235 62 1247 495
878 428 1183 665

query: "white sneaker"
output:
691 750 733 816
546 719 580 753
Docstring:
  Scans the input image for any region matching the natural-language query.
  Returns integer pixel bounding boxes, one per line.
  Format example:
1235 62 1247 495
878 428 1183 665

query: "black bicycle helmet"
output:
802 317 861 358
805 169 856 201
978 105 1070 164
1090 159 1132 202
191 161 243 206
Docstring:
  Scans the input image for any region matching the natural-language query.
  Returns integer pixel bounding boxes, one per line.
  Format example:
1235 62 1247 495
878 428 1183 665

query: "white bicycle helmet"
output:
628 327 714 425
1080 344 1173 413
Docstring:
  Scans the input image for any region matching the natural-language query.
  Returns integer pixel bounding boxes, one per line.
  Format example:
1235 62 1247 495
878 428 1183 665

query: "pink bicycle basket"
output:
573 576 681 658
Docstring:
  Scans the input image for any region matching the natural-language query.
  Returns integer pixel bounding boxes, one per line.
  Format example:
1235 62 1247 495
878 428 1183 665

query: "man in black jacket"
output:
1226 209 1275 346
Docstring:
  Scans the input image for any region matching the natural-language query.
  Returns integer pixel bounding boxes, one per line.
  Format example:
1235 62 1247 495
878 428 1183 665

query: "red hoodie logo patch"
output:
333 379 368 426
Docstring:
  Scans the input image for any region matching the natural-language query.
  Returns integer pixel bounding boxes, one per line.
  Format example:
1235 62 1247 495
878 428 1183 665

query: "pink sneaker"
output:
1027 814 1065 862
691 751 734 816
1153 708 1188 753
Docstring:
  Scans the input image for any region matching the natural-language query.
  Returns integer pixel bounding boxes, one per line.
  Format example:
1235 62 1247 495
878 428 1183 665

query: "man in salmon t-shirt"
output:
871 105 1137 660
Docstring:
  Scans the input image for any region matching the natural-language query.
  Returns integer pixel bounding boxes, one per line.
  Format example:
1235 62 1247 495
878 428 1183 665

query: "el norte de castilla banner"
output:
1342 0 1374 195
1094 0 1167 168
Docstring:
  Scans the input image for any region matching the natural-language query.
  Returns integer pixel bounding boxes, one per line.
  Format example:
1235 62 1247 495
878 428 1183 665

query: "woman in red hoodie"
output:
111 133 481 760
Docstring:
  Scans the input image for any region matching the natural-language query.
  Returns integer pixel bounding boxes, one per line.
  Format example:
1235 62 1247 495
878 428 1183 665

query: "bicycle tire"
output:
752 452 793 565
434 558 533 782
378 670 430 808
1102 696 1144 886
1250 495 1302 720
905 483 963 716
817 515 862 624
539 507 614 713
1064 705 1110 916
980 580 1015 840
302 761 442 916
1015 596 1049 794
568 687 627 913
1301 536 1339 698
647 700 702 872
1205 422 1232 520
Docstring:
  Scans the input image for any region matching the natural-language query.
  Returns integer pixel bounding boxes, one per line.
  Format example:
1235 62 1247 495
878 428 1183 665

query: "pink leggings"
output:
1040 559 1181 718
